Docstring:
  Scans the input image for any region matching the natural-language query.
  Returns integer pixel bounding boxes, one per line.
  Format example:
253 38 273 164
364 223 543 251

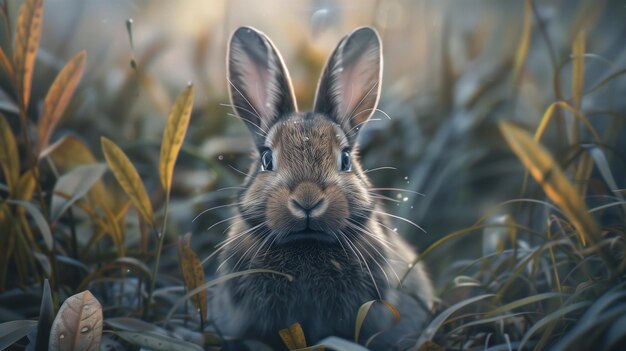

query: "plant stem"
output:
146 191 170 319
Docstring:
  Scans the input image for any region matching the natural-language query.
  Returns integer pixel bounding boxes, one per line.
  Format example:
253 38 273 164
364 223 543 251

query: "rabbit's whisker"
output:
193 201 244 222
363 166 397 174
371 210 426 234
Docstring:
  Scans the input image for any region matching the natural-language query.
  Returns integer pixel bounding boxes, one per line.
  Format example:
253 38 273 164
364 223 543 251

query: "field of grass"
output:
0 0 625 350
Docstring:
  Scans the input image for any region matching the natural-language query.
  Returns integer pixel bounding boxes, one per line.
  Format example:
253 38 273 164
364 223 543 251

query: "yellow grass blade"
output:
0 113 19 190
512 0 532 85
177 233 207 321
0 47 14 79
499 121 601 247
13 0 44 108
280 322 307 349
571 30 585 143
36 51 86 154
159 84 194 192
101 137 154 225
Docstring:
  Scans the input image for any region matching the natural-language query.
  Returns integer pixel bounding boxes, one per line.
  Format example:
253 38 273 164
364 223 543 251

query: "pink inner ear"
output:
238 53 270 119
337 49 379 123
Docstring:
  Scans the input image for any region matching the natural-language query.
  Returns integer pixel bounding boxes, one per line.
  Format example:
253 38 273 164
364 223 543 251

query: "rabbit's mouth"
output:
278 230 338 245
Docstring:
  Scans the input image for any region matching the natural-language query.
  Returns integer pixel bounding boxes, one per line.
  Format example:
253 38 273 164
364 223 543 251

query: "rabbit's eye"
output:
260 149 274 171
340 149 351 172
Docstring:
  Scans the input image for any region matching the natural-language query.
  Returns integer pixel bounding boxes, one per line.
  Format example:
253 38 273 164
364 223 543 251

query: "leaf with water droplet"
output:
49 290 103 351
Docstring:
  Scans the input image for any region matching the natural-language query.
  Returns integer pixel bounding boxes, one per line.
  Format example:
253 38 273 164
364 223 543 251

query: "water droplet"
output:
265 102 271 107
59 334 65 339
410 206 414 209
396 193 402 199
407 263 414 269
304 136 310 142
81 326 90 333
403 197 408 202
404 176 408 180
393 228 398 232
126 269 130 273
218 155 224 160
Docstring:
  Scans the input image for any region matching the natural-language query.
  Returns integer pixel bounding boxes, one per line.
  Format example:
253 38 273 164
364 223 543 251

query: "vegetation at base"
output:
0 0 625 350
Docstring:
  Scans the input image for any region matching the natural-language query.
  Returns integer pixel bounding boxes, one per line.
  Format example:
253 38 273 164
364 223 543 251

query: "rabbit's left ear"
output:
313 27 382 139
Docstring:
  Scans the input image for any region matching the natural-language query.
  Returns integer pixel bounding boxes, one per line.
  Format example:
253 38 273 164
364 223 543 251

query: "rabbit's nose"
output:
288 182 328 218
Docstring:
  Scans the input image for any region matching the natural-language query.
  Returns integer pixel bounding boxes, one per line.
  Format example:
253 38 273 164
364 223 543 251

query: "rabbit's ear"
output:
314 27 382 140
228 27 297 141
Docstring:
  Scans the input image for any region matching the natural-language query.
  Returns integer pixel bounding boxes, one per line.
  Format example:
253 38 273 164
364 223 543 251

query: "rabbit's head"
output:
228 26 382 245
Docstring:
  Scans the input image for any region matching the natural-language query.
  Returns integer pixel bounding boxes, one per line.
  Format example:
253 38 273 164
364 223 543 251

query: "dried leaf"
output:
49 290 103 351
0 113 19 190
572 30 586 111
499 122 602 247
159 84 195 192
354 300 399 342
50 163 107 221
512 0 532 85
177 233 206 320
101 137 154 225
0 46 13 80
279 322 307 349
13 0 44 108
36 51 86 153
115 331 203 351
14 171 36 201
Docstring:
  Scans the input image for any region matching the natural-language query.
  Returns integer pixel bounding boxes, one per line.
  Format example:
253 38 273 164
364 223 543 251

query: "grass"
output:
0 0 625 350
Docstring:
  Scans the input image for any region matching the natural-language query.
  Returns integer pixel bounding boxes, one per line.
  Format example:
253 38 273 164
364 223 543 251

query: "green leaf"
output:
6 199 52 251
159 84 195 192
487 292 566 317
37 51 87 154
50 163 107 221
35 279 54 351
101 137 154 224
0 320 38 350
115 331 203 351
518 301 592 350
417 294 495 345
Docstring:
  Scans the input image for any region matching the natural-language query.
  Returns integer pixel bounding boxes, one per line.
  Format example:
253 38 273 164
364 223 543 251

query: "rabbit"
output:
209 26 435 351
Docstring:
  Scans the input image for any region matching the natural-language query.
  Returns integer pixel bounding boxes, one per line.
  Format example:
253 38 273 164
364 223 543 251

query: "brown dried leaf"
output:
49 290 103 351
13 0 44 108
177 233 207 321
0 113 19 190
37 51 86 153
159 84 194 192
0 46 14 79
101 137 154 225
279 322 307 349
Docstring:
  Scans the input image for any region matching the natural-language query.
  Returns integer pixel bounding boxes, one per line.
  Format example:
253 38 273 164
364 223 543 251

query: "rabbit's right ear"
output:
228 27 297 143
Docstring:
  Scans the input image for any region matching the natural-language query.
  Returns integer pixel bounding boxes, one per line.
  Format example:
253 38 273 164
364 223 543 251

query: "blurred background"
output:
2 0 625 286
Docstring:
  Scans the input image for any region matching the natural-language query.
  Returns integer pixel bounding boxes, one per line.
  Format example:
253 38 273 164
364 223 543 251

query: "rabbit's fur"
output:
209 26 434 350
